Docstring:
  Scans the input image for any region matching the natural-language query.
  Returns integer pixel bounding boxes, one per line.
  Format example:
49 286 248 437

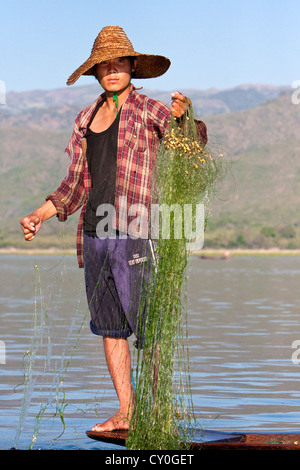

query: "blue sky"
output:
1 0 298 93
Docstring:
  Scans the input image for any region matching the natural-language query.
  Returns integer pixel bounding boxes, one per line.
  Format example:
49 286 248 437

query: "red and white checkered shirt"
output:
46 86 207 267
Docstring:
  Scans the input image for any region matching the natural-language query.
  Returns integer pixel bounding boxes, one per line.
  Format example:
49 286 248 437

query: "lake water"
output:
1 253 300 450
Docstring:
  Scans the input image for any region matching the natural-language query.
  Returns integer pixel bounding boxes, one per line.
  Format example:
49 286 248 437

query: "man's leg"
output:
84 235 135 432
92 337 134 432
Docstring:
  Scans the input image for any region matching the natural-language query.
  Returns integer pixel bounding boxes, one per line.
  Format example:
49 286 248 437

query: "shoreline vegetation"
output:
1 246 300 257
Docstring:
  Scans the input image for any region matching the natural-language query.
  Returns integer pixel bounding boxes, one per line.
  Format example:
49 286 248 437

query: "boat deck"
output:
86 428 300 450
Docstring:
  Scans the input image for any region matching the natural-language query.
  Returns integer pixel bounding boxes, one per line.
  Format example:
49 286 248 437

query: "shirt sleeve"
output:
46 111 87 221
195 119 208 146
146 98 171 139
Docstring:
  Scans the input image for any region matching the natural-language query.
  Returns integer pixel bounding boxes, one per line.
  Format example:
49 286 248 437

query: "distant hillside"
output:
0 83 289 129
203 91 300 248
0 84 299 251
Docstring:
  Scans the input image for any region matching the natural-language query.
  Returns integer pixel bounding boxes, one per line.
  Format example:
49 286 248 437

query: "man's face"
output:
95 57 136 93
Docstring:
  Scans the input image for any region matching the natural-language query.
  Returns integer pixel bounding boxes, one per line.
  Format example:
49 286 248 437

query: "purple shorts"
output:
83 234 154 348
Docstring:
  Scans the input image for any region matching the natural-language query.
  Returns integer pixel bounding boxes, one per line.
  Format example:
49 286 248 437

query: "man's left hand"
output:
170 92 190 119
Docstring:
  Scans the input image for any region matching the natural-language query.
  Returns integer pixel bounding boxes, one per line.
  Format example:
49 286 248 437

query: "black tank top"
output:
83 101 121 236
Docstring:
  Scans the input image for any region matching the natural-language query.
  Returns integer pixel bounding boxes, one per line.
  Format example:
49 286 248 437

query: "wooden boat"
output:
86 428 300 450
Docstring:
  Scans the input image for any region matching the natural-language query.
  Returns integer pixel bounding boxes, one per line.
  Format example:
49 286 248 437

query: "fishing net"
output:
126 104 224 449
13 254 92 450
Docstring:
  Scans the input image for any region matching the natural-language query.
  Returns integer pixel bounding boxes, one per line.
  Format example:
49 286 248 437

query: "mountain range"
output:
1 83 289 128
0 82 299 251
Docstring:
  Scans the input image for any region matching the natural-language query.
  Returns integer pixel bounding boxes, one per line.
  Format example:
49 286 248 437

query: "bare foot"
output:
92 411 130 432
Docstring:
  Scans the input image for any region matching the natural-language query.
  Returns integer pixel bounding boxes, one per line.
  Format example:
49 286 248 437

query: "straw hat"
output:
67 26 171 86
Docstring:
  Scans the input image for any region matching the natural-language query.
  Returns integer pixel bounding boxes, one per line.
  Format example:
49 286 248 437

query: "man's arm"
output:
20 200 57 241
20 106 89 242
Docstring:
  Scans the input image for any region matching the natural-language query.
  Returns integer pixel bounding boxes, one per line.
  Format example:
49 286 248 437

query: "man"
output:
20 26 207 433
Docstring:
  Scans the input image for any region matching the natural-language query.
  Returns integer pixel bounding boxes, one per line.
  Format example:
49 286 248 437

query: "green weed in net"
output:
127 101 224 450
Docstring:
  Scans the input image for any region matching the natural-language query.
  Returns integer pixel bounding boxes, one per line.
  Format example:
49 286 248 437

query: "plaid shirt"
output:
47 86 207 268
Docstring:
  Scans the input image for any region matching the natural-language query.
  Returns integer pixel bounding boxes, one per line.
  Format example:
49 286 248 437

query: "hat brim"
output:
67 53 170 86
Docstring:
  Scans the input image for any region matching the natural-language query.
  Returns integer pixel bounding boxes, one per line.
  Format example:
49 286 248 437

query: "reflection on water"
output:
0 254 300 449
187 254 300 433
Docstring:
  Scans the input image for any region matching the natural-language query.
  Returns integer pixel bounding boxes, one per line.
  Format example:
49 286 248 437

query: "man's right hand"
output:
20 213 42 241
